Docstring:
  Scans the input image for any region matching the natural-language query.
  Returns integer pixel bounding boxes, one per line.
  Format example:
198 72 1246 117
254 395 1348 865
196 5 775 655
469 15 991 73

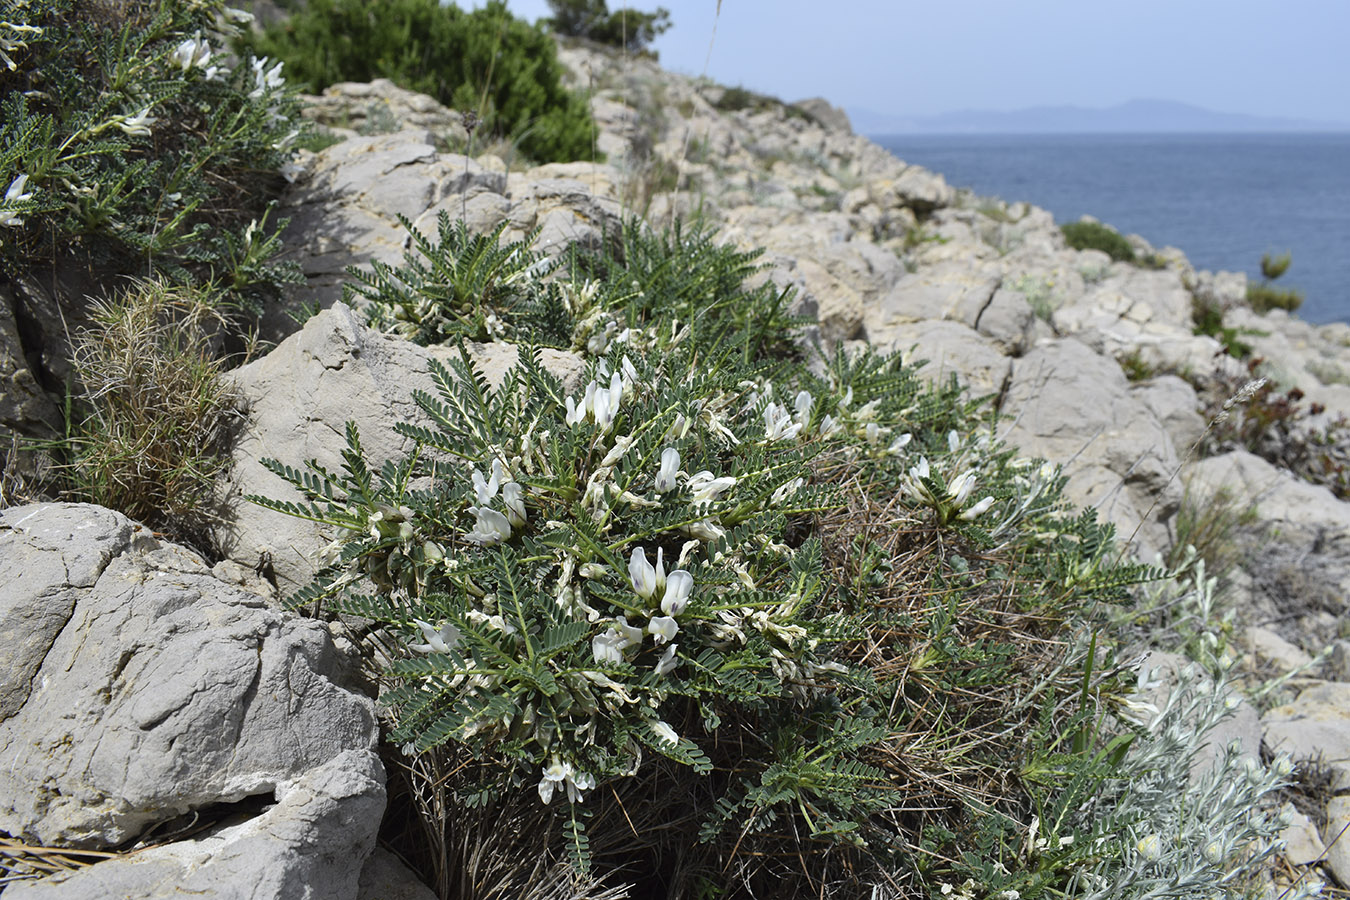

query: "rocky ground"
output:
3 39 1350 899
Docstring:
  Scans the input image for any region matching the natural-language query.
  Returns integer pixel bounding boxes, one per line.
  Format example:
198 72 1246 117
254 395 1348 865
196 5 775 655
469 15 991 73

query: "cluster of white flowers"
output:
899 433 996 523
538 758 596 804
590 547 694 675
565 361 634 433
464 458 526 546
170 30 222 79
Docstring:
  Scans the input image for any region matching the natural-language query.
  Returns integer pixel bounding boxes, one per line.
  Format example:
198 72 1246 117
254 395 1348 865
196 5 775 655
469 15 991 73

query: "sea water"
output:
872 133 1350 325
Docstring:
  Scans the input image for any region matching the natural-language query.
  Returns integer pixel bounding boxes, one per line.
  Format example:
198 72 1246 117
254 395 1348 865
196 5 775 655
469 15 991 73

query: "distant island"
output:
850 98 1350 135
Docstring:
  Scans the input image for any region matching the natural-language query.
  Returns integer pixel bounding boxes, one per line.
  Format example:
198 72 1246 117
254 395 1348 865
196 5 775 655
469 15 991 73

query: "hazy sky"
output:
471 0 1350 124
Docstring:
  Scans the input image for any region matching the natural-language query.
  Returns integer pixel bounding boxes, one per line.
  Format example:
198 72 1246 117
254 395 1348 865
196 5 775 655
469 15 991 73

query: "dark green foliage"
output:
1248 251 1302 313
0 0 304 311
546 0 671 54
247 0 595 163
1060 220 1137 263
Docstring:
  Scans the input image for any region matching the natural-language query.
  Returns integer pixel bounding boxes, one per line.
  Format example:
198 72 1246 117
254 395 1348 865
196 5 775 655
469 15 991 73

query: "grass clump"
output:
62 279 243 549
1061 220 1136 263
246 0 596 164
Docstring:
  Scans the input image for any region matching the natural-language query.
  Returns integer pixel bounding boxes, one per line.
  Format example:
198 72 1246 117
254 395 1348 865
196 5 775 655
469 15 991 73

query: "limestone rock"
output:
1244 625 1316 672
1325 797 1350 887
868 319 1011 398
6 751 385 900
791 97 852 134
1129 375 1206 453
1279 807 1326 867
1263 683 1350 785
216 304 584 594
999 339 1181 556
300 79 468 146
0 503 379 850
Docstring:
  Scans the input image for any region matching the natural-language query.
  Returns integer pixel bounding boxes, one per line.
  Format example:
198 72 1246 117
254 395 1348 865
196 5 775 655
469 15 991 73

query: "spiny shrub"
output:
0 0 303 312
1061 220 1137 263
249 218 1327 899
247 0 595 164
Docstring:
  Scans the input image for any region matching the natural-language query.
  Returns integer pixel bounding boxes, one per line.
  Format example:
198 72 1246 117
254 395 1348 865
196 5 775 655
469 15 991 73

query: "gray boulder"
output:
5 750 385 900
999 339 1182 556
0 502 380 892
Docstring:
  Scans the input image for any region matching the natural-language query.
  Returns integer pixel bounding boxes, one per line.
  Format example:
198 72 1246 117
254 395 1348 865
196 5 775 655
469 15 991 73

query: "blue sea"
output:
871 133 1350 325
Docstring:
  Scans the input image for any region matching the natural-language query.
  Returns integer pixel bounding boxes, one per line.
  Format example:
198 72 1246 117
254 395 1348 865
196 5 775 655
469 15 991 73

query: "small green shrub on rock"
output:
1247 250 1303 313
247 0 596 164
0 0 304 312
1061 220 1137 263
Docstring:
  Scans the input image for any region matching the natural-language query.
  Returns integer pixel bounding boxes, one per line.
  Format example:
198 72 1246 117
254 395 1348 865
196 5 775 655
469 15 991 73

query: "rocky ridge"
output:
3 39 1350 898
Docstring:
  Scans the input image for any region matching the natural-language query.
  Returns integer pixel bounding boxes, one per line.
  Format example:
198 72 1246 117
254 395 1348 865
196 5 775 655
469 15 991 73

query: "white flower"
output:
1136 833 1162 862
614 615 644 646
818 414 842 438
682 518 725 542
888 432 913 454
959 496 995 520
655 642 680 675
409 618 461 654
464 506 512 545
591 630 626 664
629 547 659 599
171 32 213 73
763 402 802 442
501 481 527 527
119 107 156 136
1 173 34 226
538 760 593 803
249 56 285 99
909 457 930 481
686 471 736 505
655 447 680 493
864 422 881 445
947 430 961 452
648 615 678 645
472 461 501 505
947 470 977 505
599 433 635 468
793 390 813 426
650 720 679 746
660 569 694 616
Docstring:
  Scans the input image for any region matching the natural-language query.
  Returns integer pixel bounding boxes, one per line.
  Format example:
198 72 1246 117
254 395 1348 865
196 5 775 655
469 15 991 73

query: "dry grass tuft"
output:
62 278 245 552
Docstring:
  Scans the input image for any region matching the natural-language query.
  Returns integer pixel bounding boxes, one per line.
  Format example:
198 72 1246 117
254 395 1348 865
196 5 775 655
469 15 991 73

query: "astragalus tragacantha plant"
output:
258 218 1298 899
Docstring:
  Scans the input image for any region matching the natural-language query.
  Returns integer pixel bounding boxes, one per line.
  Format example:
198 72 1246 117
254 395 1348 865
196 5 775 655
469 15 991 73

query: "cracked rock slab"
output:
0 503 379 849
5 750 385 900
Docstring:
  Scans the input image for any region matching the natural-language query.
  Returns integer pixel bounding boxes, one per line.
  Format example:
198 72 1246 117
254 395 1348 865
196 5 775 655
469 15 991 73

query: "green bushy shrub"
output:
0 0 304 313
247 0 596 164
1061 220 1137 263
546 0 671 55
256 218 1310 899
1247 251 1303 313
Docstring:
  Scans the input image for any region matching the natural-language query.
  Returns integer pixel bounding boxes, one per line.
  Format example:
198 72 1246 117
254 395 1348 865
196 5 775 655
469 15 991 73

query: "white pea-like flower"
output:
629 547 658 599
2 173 33 227
654 642 680 675
648 615 678 645
763 402 802 442
864 422 881 445
948 430 961 452
118 107 156 136
909 457 930 482
591 630 625 664
770 477 804 508
464 506 512 545
501 481 527 527
171 32 212 73
660 569 694 617
793 390 813 425
650 720 680 746
819 414 842 438
472 460 502 505
686 471 736 505
947 470 977 505
655 447 680 493
959 496 996 520
409 618 461 654
888 432 912 454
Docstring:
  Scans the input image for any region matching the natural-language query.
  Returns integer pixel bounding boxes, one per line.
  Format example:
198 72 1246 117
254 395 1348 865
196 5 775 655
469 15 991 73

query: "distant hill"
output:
850 98 1350 135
